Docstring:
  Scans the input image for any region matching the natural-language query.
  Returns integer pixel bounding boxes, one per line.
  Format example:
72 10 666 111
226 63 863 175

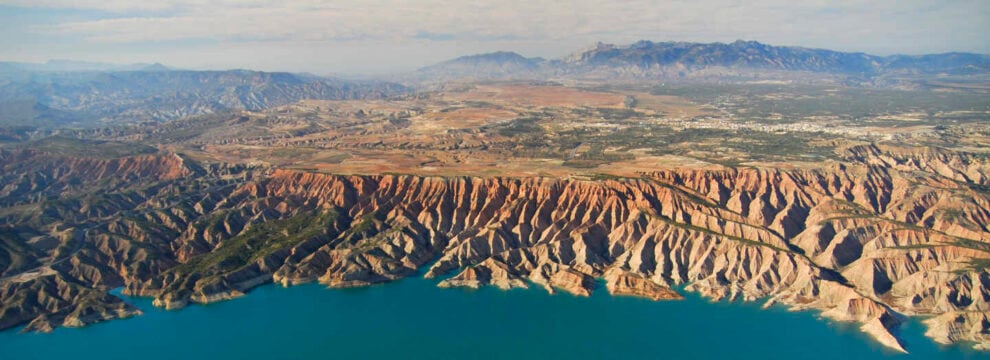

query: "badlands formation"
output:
1 142 988 352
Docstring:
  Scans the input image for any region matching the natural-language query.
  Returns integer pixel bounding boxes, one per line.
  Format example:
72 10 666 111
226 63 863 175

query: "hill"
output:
0 69 409 128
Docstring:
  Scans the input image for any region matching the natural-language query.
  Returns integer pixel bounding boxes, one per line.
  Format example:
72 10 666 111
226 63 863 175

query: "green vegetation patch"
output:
644 211 789 253
495 117 544 137
643 177 722 209
172 209 338 275
0 227 43 276
953 238 990 254
888 243 939 250
588 173 638 181
966 258 990 271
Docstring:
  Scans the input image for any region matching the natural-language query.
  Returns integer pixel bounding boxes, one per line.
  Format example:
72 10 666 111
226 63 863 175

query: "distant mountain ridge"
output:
413 51 544 81
0 60 171 74
0 69 409 128
559 40 989 74
410 40 990 84
1 40 987 129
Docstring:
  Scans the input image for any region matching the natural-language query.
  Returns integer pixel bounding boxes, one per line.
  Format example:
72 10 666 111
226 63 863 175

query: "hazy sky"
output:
0 0 987 75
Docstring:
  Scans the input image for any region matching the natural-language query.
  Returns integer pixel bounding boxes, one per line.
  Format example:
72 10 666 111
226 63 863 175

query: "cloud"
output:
30 1 600 43
18 1 985 48
1 0 272 12
2 0 987 73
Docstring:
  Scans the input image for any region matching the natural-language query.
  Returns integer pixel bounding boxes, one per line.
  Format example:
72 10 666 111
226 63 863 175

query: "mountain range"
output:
0 68 409 128
1 39 988 130
409 40 990 85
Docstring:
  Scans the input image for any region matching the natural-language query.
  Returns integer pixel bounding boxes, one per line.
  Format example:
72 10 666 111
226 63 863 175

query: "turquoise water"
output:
0 276 984 360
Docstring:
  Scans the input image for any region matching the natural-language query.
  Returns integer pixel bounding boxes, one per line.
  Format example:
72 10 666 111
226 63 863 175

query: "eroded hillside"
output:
1 142 988 352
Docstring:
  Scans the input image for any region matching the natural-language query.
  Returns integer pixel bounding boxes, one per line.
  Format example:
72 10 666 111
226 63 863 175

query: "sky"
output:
0 0 987 75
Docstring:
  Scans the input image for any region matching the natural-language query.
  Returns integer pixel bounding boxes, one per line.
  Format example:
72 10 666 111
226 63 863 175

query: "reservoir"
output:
0 276 982 359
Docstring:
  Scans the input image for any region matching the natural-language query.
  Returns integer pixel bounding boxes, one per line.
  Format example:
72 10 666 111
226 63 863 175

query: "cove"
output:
0 276 983 360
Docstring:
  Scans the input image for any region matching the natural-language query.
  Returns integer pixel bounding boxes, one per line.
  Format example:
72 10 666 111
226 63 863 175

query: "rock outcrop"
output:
603 268 683 301
438 258 528 290
0 273 141 332
924 312 990 351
